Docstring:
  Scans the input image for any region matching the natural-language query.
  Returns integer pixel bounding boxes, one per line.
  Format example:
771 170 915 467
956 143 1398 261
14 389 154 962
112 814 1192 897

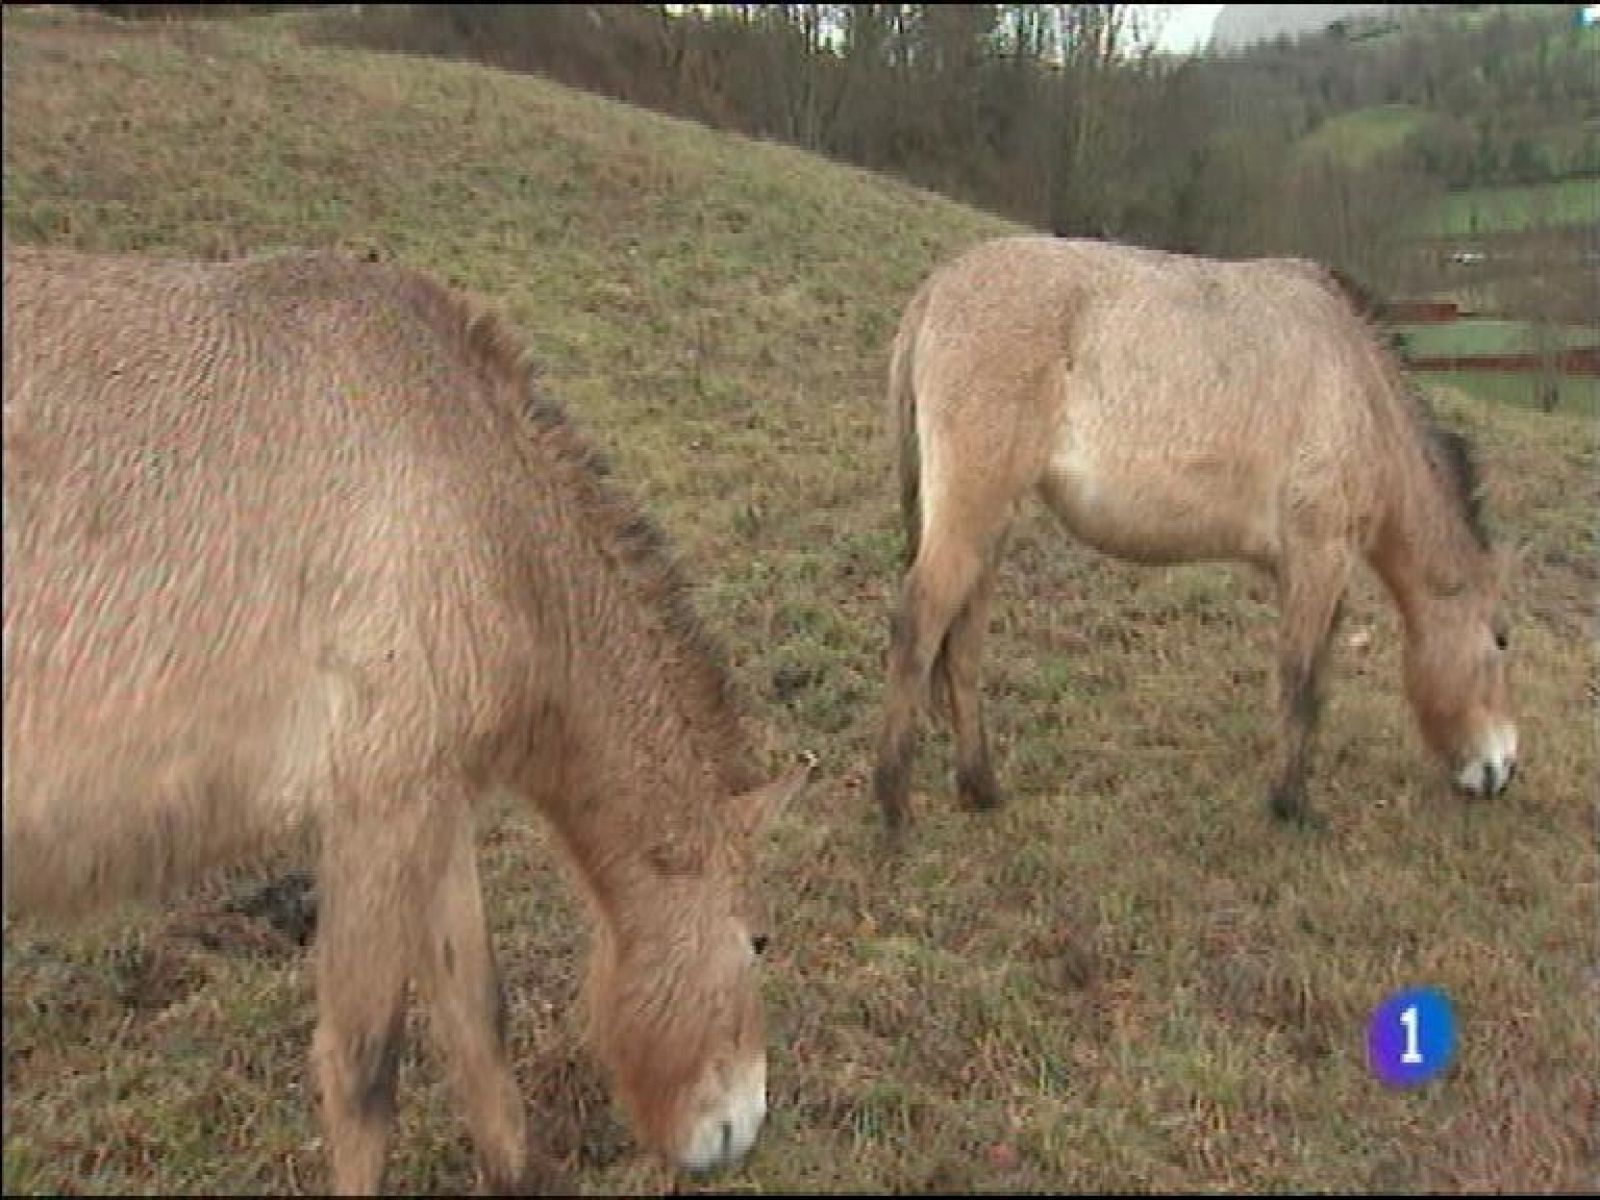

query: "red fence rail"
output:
1406 347 1600 376
1380 300 1462 323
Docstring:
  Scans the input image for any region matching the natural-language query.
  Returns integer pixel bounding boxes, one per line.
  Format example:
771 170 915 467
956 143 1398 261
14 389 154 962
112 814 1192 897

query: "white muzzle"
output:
676 1056 767 1174
1455 723 1519 796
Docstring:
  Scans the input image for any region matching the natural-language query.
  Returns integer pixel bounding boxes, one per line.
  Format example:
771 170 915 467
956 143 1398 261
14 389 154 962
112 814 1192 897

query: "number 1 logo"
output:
1400 1004 1423 1064
1369 987 1456 1087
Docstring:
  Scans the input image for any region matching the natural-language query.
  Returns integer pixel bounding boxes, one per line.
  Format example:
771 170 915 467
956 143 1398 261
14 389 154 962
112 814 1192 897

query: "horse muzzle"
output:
1454 723 1519 797
675 1055 767 1174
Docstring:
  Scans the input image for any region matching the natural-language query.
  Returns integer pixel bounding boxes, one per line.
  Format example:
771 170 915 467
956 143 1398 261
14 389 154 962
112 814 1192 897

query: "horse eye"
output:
750 933 769 957
1494 630 1509 651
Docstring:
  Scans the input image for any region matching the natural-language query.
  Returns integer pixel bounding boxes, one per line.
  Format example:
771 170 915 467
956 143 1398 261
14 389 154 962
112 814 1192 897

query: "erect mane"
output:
1378 330 1490 553
1412 389 1490 551
1303 259 1491 552
405 267 761 797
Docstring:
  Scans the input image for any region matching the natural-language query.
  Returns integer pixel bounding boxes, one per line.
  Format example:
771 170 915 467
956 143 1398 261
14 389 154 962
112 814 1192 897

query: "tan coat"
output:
873 236 1516 833
3 243 806 1192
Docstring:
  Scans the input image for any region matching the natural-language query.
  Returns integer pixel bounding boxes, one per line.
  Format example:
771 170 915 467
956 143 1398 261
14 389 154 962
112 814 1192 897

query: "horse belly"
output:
1040 439 1280 568
1 651 335 917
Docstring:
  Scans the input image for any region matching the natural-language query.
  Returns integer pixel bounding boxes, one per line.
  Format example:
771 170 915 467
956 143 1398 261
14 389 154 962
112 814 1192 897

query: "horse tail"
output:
890 282 931 570
888 280 955 715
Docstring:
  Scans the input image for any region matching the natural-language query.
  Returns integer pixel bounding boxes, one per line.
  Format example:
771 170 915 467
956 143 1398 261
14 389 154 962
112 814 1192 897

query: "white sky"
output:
666 5 1229 59
1147 4 1226 55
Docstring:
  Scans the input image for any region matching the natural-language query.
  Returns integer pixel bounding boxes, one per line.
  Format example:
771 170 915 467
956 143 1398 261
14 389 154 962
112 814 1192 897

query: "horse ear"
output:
738 751 817 835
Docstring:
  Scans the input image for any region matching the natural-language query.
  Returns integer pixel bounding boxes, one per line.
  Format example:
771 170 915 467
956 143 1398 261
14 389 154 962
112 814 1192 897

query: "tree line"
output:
100 4 1598 301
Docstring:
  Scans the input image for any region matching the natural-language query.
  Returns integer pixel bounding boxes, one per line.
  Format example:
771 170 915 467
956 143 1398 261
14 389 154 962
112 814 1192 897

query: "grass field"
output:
1416 369 1599 417
1390 319 1598 358
1296 104 1433 169
3 9 1596 1194
1385 321 1599 416
1427 177 1599 237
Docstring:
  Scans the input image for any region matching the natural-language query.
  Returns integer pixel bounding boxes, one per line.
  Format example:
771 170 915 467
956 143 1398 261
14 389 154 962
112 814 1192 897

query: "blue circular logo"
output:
1368 987 1456 1087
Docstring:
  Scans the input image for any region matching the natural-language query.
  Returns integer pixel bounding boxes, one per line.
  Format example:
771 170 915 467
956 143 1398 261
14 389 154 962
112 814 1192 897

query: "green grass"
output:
1426 177 1600 236
1296 104 1434 169
3 8 1596 1195
1389 319 1597 357
1417 369 1598 416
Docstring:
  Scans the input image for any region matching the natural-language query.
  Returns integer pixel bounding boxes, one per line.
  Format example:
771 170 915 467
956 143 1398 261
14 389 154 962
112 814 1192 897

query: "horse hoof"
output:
956 765 1003 812
875 801 912 849
958 783 1004 812
1268 783 1318 827
1269 790 1325 831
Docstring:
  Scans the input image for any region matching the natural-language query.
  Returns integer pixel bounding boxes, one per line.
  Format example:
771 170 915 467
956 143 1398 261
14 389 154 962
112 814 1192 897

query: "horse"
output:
871 235 1518 834
1 242 812 1193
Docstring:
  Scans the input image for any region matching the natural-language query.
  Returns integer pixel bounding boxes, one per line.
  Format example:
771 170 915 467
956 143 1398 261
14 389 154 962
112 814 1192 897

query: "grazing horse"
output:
872 236 1517 833
2 243 811 1193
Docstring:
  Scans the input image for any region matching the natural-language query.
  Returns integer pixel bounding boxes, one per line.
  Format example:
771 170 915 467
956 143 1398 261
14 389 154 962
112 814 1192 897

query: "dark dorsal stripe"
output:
1405 378 1490 551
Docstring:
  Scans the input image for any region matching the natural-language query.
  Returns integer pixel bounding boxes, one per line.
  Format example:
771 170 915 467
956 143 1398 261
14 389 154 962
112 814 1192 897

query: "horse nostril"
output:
719 1119 733 1159
1501 759 1517 790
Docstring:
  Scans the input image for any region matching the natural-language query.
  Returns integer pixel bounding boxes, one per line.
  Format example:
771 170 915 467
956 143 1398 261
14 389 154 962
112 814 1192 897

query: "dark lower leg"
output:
943 562 1002 811
1269 660 1322 823
313 859 414 1196
873 553 979 832
873 669 920 831
1269 580 1343 826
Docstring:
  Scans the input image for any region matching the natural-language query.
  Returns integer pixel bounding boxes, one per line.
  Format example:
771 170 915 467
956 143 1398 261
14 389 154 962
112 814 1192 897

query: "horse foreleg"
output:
313 799 430 1195
1269 543 1350 825
418 798 555 1195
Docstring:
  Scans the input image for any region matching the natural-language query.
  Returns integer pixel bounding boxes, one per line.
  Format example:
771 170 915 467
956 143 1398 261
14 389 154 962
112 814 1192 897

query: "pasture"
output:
1419 369 1598 417
1427 177 1600 237
1294 103 1432 169
2 9 1594 1193
1390 319 1598 358
1389 320 1600 416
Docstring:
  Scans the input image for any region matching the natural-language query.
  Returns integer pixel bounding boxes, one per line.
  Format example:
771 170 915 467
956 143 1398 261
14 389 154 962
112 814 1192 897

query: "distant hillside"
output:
1210 3 1408 51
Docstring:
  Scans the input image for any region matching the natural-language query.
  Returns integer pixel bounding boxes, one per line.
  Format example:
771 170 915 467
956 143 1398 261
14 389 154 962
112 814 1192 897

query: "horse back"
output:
904 237 1394 566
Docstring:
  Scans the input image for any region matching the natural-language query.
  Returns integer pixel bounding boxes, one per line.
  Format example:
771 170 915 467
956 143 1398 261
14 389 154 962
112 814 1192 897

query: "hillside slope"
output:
2 9 1594 1194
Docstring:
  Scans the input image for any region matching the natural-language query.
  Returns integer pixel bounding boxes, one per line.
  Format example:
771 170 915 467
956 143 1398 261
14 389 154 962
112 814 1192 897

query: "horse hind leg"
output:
417 797 558 1195
873 524 999 835
1268 539 1351 826
938 537 1007 812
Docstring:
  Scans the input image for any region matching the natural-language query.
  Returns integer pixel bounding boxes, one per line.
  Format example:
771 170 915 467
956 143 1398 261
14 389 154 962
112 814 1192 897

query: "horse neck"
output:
1366 413 1486 631
434 301 751 918
526 496 750 923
